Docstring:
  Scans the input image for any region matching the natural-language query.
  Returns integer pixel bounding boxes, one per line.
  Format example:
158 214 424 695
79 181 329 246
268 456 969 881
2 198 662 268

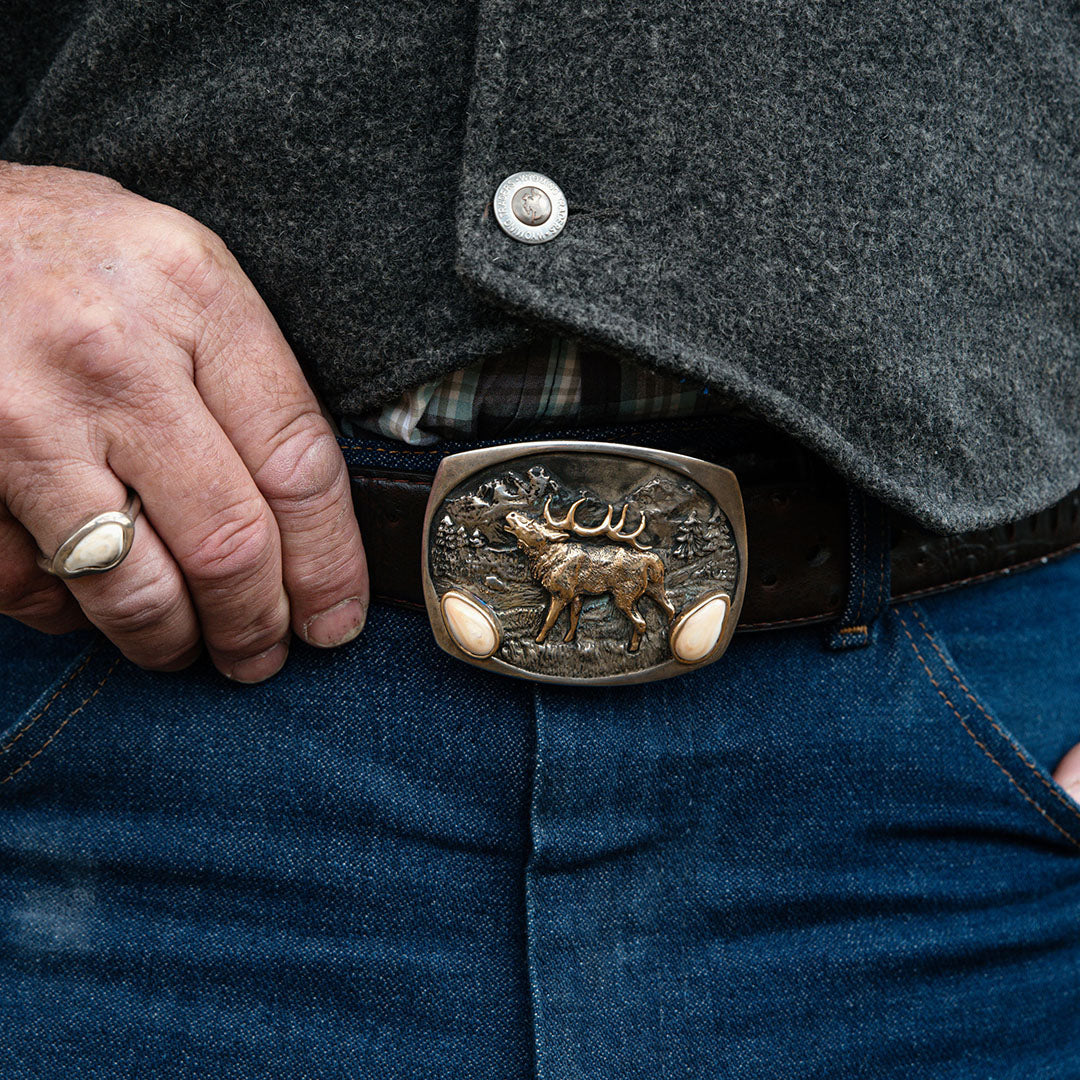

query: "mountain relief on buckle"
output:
428 453 740 679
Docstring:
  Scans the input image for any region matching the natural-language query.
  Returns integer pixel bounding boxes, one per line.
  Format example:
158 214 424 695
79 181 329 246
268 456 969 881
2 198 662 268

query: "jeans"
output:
2 432 1079 1079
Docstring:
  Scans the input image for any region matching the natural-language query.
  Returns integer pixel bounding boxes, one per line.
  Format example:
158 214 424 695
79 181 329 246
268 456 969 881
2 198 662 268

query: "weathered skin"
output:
0 161 369 682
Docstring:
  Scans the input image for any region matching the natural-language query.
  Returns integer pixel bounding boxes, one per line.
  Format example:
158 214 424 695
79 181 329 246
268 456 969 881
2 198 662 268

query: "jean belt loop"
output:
826 485 892 650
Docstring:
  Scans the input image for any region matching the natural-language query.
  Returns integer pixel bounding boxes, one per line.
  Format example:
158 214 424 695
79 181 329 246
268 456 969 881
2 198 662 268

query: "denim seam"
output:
524 687 546 1080
348 475 433 488
908 604 1080 830
877 503 888 610
337 443 444 455
892 605 1080 852
0 647 97 757
1 655 121 787
854 497 868 623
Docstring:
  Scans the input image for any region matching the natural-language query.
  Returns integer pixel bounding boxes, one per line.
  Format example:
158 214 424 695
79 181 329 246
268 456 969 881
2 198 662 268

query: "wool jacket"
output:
3 1 1078 532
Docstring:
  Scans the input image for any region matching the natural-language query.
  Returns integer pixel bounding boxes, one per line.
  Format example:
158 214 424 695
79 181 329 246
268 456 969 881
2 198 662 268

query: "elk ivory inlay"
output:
64 522 126 572
440 590 501 659
670 592 729 664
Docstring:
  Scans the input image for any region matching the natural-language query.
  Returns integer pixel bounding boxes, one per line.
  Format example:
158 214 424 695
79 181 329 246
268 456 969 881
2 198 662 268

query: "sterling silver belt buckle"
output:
421 440 748 684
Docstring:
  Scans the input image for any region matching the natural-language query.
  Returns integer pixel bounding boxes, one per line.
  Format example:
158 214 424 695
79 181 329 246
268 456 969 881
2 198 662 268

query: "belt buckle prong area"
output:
420 440 748 685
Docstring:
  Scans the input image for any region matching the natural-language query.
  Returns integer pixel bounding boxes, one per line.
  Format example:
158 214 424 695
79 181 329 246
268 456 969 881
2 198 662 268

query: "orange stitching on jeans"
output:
1 648 97 756
908 605 1080 829
0 657 121 787
839 625 868 635
893 607 1080 851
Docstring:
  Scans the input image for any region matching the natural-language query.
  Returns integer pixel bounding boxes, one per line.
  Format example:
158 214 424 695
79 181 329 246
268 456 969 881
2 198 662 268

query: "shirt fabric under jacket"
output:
343 335 740 445
3 1 1079 532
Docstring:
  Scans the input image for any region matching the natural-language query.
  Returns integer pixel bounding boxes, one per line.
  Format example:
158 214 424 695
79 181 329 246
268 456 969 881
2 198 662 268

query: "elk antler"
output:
606 505 651 549
543 497 652 550
543 496 585 531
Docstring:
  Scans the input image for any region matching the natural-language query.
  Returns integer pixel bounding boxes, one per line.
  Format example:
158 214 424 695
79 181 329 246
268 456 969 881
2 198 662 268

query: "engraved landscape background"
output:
428 453 739 678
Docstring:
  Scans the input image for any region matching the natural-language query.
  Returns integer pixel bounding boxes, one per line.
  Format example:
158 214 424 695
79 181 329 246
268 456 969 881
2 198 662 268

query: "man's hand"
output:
1053 744 1080 806
0 162 368 682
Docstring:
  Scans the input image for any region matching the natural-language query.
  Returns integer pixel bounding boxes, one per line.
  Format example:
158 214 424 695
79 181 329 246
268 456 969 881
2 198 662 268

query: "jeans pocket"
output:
0 620 119 791
891 553 1080 853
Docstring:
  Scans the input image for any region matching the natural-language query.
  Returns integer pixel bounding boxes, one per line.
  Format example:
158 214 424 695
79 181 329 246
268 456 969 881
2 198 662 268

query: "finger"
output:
184 259 368 647
1052 741 1080 803
8 462 201 670
103 376 293 681
0 507 90 635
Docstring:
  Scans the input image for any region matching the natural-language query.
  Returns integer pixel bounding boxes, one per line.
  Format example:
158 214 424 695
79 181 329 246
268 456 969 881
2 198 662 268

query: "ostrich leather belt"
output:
346 438 1080 685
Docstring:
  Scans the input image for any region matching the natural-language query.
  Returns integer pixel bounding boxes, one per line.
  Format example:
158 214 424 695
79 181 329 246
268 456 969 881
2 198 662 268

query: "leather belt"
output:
349 461 1080 631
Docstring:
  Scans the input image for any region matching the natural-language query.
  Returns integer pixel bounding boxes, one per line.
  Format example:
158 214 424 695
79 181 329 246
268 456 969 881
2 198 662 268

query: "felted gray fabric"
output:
3 1 1079 533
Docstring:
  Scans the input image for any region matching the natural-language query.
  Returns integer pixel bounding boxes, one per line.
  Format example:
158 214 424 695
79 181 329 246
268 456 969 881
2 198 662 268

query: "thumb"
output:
1052 741 1080 802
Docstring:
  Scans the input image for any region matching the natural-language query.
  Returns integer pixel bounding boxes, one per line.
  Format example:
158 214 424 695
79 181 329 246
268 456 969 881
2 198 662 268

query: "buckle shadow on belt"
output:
421 440 748 685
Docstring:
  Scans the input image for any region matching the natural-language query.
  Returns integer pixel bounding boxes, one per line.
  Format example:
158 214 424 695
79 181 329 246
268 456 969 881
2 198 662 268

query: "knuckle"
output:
0 575 69 621
256 416 346 510
184 505 278 589
98 574 188 639
53 300 130 378
210 613 288 664
148 211 231 304
290 544 366 601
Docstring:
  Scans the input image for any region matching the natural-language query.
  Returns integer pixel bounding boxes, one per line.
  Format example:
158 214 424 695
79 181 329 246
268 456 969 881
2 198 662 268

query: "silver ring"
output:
35 489 141 580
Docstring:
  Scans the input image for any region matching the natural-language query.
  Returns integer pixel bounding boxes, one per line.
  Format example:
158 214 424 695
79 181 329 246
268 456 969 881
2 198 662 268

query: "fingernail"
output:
303 596 368 648
226 640 290 683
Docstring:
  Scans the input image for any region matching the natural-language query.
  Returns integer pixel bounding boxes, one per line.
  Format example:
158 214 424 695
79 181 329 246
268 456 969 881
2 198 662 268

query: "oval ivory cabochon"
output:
65 522 126 572
441 591 501 659
670 593 729 664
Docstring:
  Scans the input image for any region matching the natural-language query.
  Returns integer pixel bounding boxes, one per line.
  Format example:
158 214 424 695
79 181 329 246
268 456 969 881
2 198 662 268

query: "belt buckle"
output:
421 440 748 684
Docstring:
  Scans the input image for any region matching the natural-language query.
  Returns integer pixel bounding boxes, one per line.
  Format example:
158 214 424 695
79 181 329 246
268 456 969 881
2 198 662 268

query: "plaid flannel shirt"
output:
339 336 743 444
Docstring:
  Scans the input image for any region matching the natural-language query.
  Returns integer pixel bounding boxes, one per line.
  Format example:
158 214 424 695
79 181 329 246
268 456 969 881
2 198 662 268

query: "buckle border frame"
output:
421 439 748 685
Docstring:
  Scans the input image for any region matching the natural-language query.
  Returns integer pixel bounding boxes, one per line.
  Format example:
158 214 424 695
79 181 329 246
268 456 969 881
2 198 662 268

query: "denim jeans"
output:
2 433 1080 1079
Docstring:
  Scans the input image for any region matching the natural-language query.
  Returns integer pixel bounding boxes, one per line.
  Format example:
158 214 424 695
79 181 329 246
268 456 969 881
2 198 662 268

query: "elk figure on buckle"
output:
503 497 676 652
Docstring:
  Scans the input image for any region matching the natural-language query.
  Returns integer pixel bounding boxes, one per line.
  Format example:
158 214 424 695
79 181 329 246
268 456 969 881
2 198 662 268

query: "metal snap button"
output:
493 172 567 244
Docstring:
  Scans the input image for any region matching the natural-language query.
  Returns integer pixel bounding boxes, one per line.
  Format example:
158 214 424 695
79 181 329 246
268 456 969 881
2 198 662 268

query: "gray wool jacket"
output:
3 0 1079 533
